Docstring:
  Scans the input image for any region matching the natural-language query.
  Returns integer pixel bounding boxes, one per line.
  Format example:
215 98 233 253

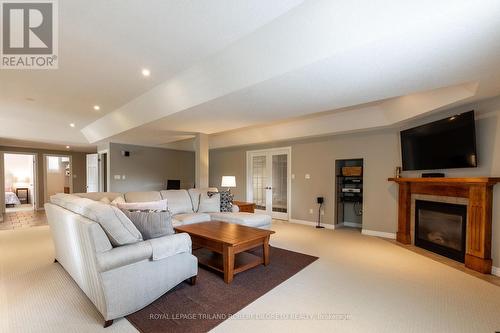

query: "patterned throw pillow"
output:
210 190 233 212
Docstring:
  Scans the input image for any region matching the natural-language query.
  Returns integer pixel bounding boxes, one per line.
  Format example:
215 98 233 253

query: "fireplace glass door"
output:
415 200 467 262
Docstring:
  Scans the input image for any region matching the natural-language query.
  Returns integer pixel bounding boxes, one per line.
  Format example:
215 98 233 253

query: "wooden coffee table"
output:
174 221 275 283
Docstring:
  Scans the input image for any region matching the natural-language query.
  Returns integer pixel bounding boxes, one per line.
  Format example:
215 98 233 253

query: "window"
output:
47 156 60 172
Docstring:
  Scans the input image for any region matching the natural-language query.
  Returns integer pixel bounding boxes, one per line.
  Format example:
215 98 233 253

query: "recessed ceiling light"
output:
141 68 151 77
69 123 75 128
66 145 70 149
93 105 100 111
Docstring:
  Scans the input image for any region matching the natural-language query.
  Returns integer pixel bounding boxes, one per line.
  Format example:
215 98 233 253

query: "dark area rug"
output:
126 246 318 333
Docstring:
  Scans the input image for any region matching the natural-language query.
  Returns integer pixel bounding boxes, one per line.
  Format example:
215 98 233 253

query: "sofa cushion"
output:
50 194 143 246
160 190 193 214
122 209 174 240
188 188 218 212
116 199 168 211
124 191 162 203
172 212 211 226
50 193 89 216
208 212 272 228
198 192 220 213
74 192 123 201
100 197 111 204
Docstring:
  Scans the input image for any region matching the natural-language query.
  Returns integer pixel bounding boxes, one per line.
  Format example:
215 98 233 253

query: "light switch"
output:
291 174 295 180
122 175 126 180
305 174 310 179
114 175 121 180
309 208 313 214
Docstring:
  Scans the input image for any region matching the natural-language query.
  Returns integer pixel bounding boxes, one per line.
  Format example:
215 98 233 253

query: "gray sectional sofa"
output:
45 188 271 327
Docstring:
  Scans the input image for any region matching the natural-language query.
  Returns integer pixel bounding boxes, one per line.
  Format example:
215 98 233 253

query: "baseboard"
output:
361 229 396 239
492 266 500 277
342 221 362 228
289 219 335 230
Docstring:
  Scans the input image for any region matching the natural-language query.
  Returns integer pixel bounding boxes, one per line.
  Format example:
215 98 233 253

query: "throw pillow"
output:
111 196 126 206
218 190 234 212
198 192 220 213
122 210 174 240
116 199 168 211
99 197 111 204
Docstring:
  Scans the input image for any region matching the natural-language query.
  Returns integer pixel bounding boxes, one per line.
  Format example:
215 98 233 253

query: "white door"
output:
247 148 291 220
86 154 99 193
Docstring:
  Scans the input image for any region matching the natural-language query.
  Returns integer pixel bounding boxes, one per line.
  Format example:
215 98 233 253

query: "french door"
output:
246 147 291 220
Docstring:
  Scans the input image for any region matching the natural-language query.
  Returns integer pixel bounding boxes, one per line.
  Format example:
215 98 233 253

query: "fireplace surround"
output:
388 177 500 274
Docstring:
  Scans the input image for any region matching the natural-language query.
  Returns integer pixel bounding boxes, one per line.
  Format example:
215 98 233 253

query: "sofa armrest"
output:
148 233 192 261
96 233 192 272
96 241 153 272
232 205 240 213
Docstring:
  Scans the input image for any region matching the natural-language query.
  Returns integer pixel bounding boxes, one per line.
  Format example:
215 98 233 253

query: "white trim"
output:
289 219 336 230
361 229 397 239
343 221 362 228
492 266 500 277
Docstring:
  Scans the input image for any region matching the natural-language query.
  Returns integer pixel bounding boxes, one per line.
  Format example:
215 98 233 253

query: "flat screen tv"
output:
400 111 477 171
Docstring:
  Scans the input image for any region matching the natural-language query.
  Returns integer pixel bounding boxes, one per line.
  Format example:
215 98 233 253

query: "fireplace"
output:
415 200 467 262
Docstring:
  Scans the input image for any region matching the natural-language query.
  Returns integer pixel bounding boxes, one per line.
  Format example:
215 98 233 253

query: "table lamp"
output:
221 176 236 192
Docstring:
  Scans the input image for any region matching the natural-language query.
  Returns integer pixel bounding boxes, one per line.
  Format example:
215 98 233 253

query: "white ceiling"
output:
2 0 500 152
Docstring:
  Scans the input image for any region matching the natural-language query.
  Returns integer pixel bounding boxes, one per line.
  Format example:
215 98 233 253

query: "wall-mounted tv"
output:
400 111 477 171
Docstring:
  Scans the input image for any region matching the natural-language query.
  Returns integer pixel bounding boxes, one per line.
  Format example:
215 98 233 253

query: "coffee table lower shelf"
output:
194 248 263 276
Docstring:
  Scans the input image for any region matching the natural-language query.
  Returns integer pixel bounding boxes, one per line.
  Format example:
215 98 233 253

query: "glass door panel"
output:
272 154 288 219
251 155 267 211
247 148 290 220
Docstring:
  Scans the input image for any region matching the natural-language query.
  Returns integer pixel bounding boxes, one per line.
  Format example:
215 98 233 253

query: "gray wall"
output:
109 143 195 193
0 146 89 211
209 130 400 233
209 96 500 268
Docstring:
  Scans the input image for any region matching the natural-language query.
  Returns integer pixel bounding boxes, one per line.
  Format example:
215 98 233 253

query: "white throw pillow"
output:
116 199 168 211
110 196 126 206
198 192 220 213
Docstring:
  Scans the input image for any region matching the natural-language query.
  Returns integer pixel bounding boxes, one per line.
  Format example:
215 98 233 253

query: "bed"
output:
5 191 21 206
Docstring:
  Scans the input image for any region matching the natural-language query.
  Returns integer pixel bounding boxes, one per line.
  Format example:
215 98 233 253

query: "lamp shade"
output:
221 176 236 188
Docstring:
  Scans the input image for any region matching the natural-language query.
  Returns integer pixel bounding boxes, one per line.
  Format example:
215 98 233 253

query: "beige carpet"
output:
1 222 500 332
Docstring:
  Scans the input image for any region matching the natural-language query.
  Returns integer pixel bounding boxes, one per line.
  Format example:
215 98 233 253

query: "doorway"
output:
335 158 363 229
3 153 37 213
246 147 291 220
43 155 72 203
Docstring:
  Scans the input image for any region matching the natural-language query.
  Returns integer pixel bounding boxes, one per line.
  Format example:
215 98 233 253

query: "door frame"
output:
43 154 73 204
0 151 38 212
97 149 110 192
246 147 292 220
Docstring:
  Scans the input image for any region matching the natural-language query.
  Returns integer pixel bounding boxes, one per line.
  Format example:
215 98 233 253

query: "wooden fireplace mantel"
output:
388 177 500 274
